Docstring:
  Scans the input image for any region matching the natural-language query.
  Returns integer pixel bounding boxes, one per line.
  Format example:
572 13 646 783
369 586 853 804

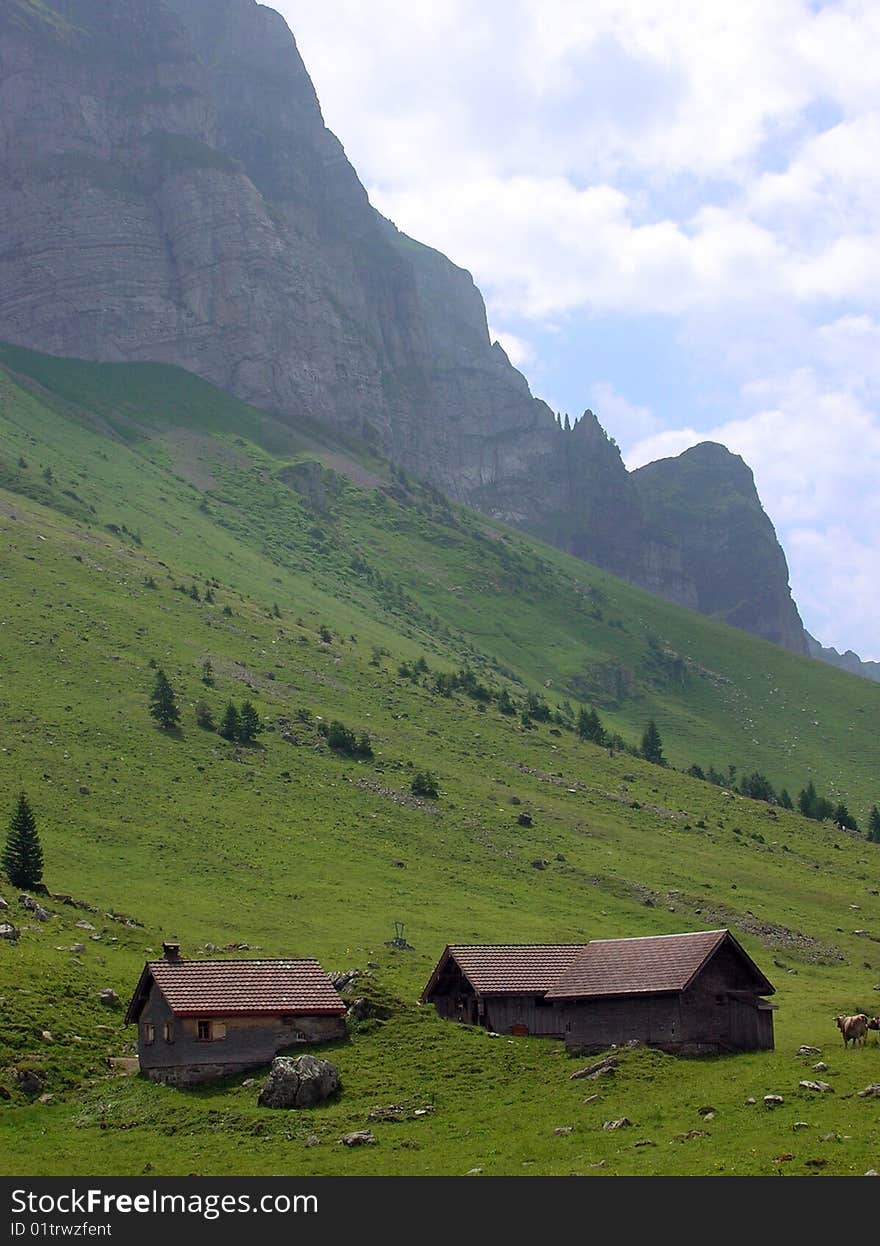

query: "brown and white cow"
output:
835 1013 869 1047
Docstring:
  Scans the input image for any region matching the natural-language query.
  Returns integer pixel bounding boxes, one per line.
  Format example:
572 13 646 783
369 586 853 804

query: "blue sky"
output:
276 0 880 660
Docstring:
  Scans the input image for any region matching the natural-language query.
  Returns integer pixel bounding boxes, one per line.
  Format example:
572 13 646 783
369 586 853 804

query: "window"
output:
142 1022 155 1045
163 1021 174 1043
196 1020 227 1042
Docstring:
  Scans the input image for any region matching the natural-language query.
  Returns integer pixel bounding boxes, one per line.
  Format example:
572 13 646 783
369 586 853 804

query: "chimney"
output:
162 941 181 961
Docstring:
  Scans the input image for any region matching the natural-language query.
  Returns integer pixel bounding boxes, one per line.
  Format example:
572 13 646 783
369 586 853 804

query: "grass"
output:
1 345 879 1176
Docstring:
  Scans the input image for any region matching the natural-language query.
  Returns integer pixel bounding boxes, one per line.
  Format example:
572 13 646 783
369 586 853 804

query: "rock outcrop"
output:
0 0 808 651
258 1054 340 1109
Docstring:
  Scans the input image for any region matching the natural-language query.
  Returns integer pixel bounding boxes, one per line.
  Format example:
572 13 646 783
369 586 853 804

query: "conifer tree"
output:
868 805 880 843
640 719 664 765
219 702 240 741
3 792 43 890
238 701 261 744
149 669 180 729
577 706 606 745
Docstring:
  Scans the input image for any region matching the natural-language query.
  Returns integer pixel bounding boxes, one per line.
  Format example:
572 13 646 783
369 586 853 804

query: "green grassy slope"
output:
1 345 879 1176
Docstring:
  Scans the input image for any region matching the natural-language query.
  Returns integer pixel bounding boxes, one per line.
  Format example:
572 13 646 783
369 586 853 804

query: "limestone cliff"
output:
0 0 809 652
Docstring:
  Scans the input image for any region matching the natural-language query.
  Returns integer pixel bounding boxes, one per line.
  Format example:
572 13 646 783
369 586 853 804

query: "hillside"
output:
2 347 880 1177
0 0 807 653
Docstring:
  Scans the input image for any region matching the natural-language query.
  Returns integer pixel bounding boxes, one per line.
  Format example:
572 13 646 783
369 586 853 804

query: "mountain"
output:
0 0 807 653
806 633 880 683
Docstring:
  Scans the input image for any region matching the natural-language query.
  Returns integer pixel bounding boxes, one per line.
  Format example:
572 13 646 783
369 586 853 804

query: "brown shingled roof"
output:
125 959 346 1022
423 945 586 999
546 930 774 999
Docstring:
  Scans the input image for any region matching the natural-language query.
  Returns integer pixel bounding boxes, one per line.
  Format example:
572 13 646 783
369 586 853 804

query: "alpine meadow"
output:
1 0 880 1184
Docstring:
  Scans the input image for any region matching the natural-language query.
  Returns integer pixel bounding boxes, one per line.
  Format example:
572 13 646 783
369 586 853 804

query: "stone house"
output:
125 943 347 1085
421 929 776 1054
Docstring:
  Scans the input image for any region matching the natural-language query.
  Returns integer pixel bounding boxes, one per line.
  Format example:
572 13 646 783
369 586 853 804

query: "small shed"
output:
125 943 347 1085
420 945 585 1037
421 930 776 1054
548 929 776 1054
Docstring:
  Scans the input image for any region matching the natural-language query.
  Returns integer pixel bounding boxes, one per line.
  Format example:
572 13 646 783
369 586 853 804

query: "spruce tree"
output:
238 701 261 744
577 707 606 745
219 703 240 741
149 669 180 730
641 719 664 765
3 792 43 890
868 805 880 843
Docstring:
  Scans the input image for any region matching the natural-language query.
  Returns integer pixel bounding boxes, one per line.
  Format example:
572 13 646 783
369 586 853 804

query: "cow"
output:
835 1013 869 1047
868 1016 880 1042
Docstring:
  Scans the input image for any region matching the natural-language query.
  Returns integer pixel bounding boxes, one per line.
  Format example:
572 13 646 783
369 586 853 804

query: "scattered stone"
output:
75 920 96 931
346 997 377 1021
554 1126 573 1136
763 1095 784 1107
40 1030 52 1043
70 943 85 953
0 897 8 910
633 1140 656 1148
582 1094 599 1104
366 961 380 970
38 1094 54 1104
18 896 49 921
466 1168 482 1176
530 859 547 870
0 1087 9 1100
698 1105 716 1116
745 1097 757 1105
772 1153 794 1163
95 1025 113 1033
674 1130 708 1141
329 969 360 992
89 934 101 942
865 1170 879 1176
813 1062 828 1073
0 923 18 941
517 811 533 827
13 1069 43 1097
413 1107 433 1117
799 1080 833 1093
796 1045 821 1056
78 786 90 795
99 989 120 1008
339 1131 375 1147
570 1056 618 1080
242 1078 256 1088
792 1122 811 1131
368 1105 405 1123
702 1111 716 1122
857 1084 880 1098
303 1135 321 1147
258 1055 340 1109
820 1133 841 1143
603 1118 632 1130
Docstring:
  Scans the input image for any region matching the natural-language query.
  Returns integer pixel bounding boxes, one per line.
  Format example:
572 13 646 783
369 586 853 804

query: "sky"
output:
275 0 880 660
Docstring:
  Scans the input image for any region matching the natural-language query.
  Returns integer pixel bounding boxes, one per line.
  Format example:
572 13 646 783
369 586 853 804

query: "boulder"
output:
0 896 8 910
14 1068 43 1097
0 923 18 941
796 1045 821 1056
339 1131 375 1146
99 989 120 1008
19 896 50 921
799 1080 833 1093
258 1055 340 1109
763 1095 784 1107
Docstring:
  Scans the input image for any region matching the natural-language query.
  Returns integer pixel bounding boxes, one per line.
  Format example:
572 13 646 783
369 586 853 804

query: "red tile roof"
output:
546 930 769 999
429 945 586 997
128 959 346 1019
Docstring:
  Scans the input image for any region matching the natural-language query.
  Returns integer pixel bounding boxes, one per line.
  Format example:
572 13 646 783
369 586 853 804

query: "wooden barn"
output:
125 943 347 1085
421 930 776 1054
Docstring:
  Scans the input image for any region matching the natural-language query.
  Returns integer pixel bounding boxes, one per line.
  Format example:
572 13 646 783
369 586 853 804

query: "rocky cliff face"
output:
0 0 808 653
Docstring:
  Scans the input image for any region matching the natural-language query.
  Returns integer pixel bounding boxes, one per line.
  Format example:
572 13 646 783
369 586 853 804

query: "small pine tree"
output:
219 703 240 741
3 792 43 890
201 659 214 686
641 719 664 765
195 700 215 730
833 802 858 832
149 669 180 730
411 771 439 799
238 701 261 745
778 788 794 810
868 805 880 843
577 706 606 744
